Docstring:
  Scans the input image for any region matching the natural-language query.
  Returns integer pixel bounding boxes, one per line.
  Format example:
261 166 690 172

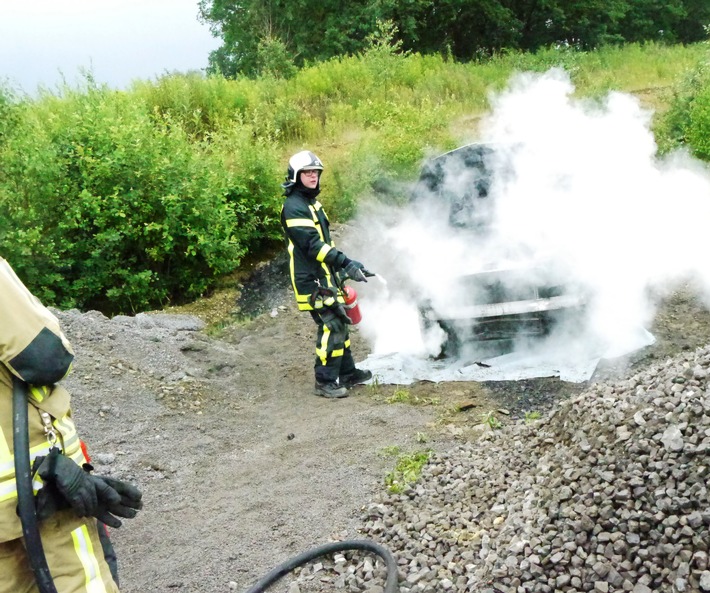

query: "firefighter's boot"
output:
339 368 372 389
314 381 348 398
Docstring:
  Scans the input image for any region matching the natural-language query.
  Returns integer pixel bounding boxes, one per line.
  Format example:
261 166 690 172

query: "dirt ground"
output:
55 255 710 593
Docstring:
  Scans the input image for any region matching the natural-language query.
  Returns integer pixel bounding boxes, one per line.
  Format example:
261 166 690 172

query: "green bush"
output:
687 90 710 160
656 61 710 158
206 124 283 246
130 72 253 138
0 87 21 144
0 85 280 313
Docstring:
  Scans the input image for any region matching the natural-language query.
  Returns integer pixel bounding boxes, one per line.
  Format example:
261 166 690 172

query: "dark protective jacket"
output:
280 187 349 311
0 256 85 542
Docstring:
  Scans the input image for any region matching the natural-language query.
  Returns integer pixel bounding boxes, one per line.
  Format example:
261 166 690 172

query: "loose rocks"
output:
351 345 710 592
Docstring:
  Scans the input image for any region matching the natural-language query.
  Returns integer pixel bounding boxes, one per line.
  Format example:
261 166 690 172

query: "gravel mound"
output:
331 346 710 593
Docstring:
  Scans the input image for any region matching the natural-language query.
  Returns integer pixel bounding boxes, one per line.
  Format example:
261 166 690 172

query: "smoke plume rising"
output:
343 68 710 376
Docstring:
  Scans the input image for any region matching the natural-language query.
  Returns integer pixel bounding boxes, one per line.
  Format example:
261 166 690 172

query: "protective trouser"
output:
0 509 119 593
310 312 356 383
98 521 119 586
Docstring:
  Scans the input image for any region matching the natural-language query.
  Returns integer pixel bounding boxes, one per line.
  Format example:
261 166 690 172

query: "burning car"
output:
410 142 587 357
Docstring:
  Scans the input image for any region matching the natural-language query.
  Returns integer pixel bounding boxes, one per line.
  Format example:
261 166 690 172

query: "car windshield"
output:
413 143 507 231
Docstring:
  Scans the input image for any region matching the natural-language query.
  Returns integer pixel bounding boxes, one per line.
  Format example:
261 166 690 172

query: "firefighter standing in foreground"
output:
0 256 142 593
281 150 373 398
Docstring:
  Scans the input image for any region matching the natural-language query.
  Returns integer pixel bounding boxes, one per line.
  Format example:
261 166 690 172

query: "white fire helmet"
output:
286 150 324 184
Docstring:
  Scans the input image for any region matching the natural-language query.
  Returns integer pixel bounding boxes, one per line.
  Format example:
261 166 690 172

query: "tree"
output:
256 35 297 79
199 0 389 77
198 0 710 78
675 0 710 43
198 0 271 77
619 0 685 44
408 0 522 58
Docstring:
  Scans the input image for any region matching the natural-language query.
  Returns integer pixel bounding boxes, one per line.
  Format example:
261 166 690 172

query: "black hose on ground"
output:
12 377 58 593
243 539 399 593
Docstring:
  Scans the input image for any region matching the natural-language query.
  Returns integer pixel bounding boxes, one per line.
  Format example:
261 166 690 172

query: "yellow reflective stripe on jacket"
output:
287 242 297 290
316 244 332 262
56 414 82 457
0 425 9 467
309 204 326 241
29 385 50 403
0 444 85 503
0 450 85 504
0 439 52 480
0 467 46 503
285 218 316 228
0 480 16 503
71 524 108 593
0 408 84 503
287 243 311 311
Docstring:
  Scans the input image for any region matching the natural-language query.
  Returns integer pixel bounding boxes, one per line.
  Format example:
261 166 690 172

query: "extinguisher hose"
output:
12 376 58 593
242 539 399 593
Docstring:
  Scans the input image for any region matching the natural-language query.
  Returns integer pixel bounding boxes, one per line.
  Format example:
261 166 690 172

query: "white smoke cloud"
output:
343 68 710 374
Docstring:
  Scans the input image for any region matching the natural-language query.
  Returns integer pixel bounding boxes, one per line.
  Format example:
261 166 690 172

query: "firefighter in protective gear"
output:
280 150 373 398
0 256 142 593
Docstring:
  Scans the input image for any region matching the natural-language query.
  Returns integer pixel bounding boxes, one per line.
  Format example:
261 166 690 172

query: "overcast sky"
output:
0 0 221 95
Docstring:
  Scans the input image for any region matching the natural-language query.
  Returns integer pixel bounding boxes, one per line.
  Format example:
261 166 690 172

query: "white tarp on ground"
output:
358 327 656 384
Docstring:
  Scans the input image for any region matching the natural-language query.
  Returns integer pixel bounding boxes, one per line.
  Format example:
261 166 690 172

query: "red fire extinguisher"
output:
342 285 362 325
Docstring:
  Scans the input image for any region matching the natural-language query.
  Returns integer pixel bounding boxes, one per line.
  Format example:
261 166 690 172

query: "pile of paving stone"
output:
316 345 710 593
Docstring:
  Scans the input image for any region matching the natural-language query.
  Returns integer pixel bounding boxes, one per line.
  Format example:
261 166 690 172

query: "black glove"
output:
34 477 70 521
35 448 98 518
343 260 373 283
320 307 351 334
91 475 143 528
33 449 143 528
